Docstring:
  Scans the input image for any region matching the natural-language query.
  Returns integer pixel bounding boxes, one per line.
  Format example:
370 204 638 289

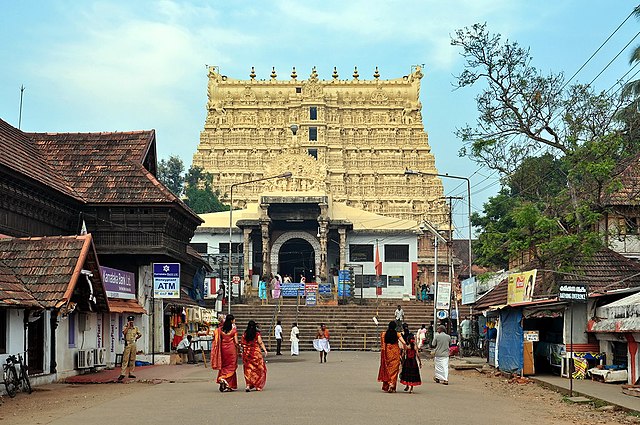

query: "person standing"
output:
176 334 195 364
290 322 300 356
211 314 239 392
432 325 452 385
377 321 407 393
460 316 471 341
394 305 405 331
241 320 268 392
420 284 428 302
258 276 267 305
274 320 283 355
400 337 422 393
118 315 142 381
313 323 330 363
416 324 427 352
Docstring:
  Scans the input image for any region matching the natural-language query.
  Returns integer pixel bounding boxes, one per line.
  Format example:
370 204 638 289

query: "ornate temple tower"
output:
193 65 447 226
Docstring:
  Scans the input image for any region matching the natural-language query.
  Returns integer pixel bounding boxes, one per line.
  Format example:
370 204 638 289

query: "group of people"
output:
274 320 300 356
210 314 268 392
378 313 452 393
257 273 306 305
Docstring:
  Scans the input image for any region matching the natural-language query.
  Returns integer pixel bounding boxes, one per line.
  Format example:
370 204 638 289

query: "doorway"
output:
278 238 315 283
27 314 45 374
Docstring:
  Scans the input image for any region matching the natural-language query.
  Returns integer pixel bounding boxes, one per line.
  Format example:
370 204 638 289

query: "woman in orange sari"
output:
241 320 268 392
210 314 239 392
377 321 406 393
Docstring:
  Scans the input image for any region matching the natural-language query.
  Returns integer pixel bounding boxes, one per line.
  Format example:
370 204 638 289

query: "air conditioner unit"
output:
94 348 107 366
77 349 95 369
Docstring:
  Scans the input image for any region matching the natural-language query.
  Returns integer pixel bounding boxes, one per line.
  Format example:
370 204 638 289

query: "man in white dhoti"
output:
432 325 451 385
313 323 331 363
290 323 300 356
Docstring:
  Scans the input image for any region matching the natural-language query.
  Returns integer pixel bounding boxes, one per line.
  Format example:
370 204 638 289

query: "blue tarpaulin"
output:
498 308 523 373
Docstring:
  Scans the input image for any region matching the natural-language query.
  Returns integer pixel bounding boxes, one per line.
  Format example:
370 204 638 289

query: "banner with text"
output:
436 282 452 310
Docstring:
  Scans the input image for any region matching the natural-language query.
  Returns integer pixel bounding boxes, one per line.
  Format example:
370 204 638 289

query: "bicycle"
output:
3 353 32 397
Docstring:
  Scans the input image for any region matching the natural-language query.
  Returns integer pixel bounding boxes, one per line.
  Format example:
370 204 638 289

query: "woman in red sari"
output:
241 320 268 392
377 321 406 393
210 314 239 392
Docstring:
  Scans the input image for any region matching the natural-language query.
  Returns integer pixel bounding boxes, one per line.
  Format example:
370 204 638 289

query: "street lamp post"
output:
404 169 473 280
228 171 293 314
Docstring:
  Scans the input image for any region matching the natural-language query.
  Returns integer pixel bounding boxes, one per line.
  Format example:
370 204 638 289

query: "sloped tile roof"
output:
606 155 640 206
0 235 105 309
474 278 508 310
474 248 640 311
0 119 77 199
28 131 181 204
553 249 640 294
108 298 147 314
0 261 41 308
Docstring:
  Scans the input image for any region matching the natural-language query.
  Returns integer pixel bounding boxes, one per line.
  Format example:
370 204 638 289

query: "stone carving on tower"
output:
193 65 447 226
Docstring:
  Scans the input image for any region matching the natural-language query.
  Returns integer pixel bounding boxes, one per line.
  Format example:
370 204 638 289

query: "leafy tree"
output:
184 166 229 214
157 155 185 196
453 24 639 268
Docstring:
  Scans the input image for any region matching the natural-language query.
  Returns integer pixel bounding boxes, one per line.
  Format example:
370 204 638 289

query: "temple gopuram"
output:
193 65 447 225
191 65 452 299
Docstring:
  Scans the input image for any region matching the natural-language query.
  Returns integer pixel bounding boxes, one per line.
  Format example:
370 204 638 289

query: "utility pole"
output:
443 196 462 333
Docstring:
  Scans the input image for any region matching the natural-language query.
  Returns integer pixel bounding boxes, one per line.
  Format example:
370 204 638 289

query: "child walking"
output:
400 337 422 393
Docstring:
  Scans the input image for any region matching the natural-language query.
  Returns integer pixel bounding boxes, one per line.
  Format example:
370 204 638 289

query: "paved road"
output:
44 352 577 425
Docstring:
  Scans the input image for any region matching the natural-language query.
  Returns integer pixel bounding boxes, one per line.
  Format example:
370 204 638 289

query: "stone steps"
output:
226 300 470 351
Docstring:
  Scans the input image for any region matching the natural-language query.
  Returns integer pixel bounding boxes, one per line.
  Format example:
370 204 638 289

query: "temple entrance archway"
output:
271 231 321 282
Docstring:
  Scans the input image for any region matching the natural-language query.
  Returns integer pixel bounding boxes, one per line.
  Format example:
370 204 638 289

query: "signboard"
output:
461 276 477 305
338 269 350 283
232 275 241 284
338 283 352 297
436 310 448 320
388 275 404 286
558 284 588 302
507 269 537 304
305 283 318 306
355 275 388 288
318 284 332 295
100 266 135 299
524 330 540 342
435 282 452 310
281 282 305 297
153 263 181 298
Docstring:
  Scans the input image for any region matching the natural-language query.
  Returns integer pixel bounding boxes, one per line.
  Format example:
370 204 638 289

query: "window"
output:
349 244 373 262
384 244 409 262
308 149 318 159
295 87 302 93
309 127 318 141
310 106 318 120
68 312 76 348
219 242 243 254
0 309 6 354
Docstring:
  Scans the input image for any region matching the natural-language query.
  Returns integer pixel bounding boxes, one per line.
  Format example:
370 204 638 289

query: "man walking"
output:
118 315 142 381
274 320 283 355
432 325 451 385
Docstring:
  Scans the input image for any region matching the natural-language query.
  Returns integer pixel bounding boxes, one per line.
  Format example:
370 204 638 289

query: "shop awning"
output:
108 298 147 314
588 317 640 333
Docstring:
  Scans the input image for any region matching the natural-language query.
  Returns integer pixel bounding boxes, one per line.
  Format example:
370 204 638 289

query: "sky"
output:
2 1 639 237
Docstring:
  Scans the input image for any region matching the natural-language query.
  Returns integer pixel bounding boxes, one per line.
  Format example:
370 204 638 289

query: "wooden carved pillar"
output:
260 203 271 277
338 227 347 271
317 202 329 281
243 228 252 296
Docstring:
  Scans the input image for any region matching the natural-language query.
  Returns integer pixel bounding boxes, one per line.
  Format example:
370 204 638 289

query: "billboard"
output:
153 263 181 298
436 282 452 310
461 277 477 305
507 270 537 304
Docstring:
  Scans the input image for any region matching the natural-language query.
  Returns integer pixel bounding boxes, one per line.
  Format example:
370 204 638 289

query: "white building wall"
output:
346 233 417 299
0 309 26 364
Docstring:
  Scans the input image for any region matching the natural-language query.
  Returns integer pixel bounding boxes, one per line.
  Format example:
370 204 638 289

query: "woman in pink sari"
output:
211 314 239 392
241 320 268 392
